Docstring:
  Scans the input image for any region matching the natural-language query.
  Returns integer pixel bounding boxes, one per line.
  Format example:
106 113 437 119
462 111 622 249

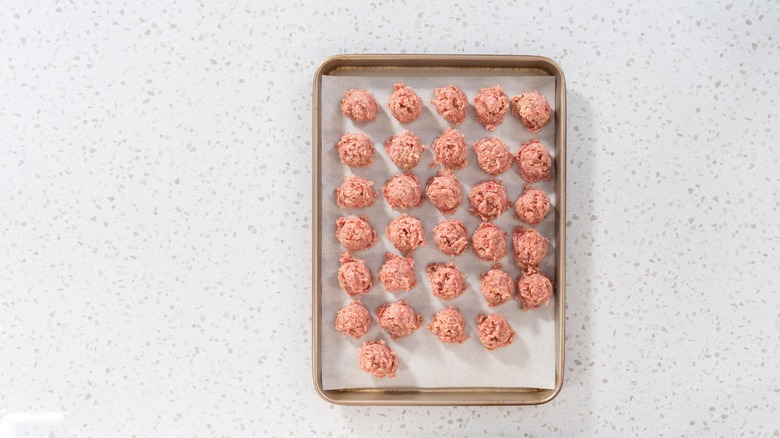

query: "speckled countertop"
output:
1 1 778 436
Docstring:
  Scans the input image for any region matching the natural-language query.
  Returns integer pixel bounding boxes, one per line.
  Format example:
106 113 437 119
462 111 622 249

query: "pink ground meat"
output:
476 313 515 350
335 300 372 339
426 169 462 215
471 222 508 262
336 216 377 252
431 127 468 170
335 175 377 209
376 300 423 340
479 264 515 307
430 85 468 124
517 272 553 311
515 139 552 183
358 340 398 378
384 130 425 170
427 306 468 344
468 180 511 221
335 132 375 167
512 227 549 274
514 186 550 225
337 252 373 297
511 90 552 134
341 89 378 123
378 252 417 292
431 220 469 256
385 214 425 253
474 137 513 175
426 262 467 300
387 83 422 123
473 85 509 131
382 172 423 210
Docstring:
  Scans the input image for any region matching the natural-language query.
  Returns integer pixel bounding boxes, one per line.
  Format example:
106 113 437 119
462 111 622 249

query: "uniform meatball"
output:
387 83 422 123
511 90 552 134
512 227 549 274
426 262 467 300
426 169 462 215
476 314 515 350
474 85 509 131
341 89 378 123
514 186 550 225
431 220 469 257
474 137 513 175
384 131 425 170
385 214 425 253
376 300 423 340
427 307 468 344
337 252 373 297
515 139 552 183
430 85 468 124
378 252 417 292
479 264 515 307
471 222 508 262
335 175 377 209
335 132 375 167
383 173 423 210
336 216 377 252
335 300 372 338
468 180 510 221
431 127 468 170
358 340 398 378
517 273 553 310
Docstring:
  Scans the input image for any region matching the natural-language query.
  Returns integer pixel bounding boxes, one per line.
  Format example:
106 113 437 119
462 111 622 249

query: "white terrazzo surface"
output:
1 1 778 436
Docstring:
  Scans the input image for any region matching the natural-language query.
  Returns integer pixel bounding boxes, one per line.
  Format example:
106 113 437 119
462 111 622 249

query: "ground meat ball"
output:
376 300 423 340
335 132 375 167
337 252 373 297
383 173 423 209
335 175 377 209
474 137 513 175
378 252 417 292
517 273 553 310
515 139 552 183
431 220 469 256
426 262 467 300
513 227 549 274
514 186 550 225
471 222 508 262
431 128 468 170
474 85 509 131
511 91 552 134
341 89 378 123
335 300 372 338
430 85 468 124
385 214 425 253
476 314 515 350
384 131 425 170
387 83 422 123
468 180 510 221
336 216 377 252
358 340 398 378
426 169 462 215
479 264 515 307
427 307 468 344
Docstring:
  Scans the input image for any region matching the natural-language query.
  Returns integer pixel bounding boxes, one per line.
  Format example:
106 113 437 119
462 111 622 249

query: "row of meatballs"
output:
341 84 552 134
336 131 552 183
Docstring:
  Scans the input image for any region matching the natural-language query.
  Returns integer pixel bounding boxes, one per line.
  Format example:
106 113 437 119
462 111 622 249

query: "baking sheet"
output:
320 75 557 390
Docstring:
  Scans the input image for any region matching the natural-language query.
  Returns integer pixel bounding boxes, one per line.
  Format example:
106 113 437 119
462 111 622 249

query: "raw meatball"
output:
468 180 510 221
513 227 549 274
336 216 377 252
432 220 469 256
471 222 508 262
514 186 550 225
479 264 515 307
515 139 552 183
517 273 553 310
337 252 373 297
426 262 467 300
431 128 468 170
335 175 377 209
511 90 552 134
376 300 423 339
430 85 468 124
474 137 513 175
427 307 468 344
378 252 417 292
341 89 378 123
335 132 375 167
335 300 372 338
476 314 515 350
384 130 425 170
474 85 509 131
385 214 425 253
426 169 462 215
387 83 422 123
383 173 423 209
358 340 398 378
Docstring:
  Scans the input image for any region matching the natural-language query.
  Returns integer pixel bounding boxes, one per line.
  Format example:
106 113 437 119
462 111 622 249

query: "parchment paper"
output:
320 75 557 390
